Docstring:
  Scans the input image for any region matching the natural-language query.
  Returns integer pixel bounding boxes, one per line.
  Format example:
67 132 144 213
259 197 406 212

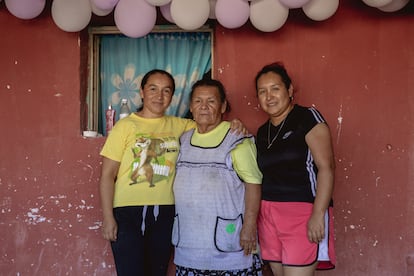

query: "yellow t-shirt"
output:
100 113 196 207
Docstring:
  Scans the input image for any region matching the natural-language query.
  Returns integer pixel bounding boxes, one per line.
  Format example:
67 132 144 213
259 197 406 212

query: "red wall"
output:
0 1 413 275
216 2 414 275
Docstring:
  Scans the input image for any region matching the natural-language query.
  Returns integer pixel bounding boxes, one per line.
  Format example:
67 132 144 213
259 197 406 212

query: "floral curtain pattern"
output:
99 32 211 135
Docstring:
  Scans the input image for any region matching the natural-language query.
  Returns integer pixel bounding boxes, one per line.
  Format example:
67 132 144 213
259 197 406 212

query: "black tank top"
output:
256 104 331 204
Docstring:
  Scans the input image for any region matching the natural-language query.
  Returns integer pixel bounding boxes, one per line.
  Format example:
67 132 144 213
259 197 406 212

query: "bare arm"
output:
240 183 261 255
305 123 335 243
100 157 120 241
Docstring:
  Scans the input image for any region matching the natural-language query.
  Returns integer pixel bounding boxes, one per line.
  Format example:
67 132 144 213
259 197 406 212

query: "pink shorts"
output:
257 201 335 269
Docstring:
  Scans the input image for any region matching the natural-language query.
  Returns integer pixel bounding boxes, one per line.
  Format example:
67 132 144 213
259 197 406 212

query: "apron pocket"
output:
214 214 243 252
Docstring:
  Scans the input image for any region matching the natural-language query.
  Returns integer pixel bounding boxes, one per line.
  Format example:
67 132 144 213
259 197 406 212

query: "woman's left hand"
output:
229 119 249 135
240 223 257 255
307 212 325 243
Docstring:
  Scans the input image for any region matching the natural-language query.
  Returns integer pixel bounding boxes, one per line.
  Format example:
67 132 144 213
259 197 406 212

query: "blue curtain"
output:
99 32 211 135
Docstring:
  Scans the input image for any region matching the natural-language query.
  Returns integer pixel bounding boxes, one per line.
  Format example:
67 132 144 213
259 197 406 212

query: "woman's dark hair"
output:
190 78 231 113
140 69 175 93
254 62 292 94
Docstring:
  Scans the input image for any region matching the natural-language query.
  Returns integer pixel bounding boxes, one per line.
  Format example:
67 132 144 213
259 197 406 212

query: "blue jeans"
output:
111 205 175 276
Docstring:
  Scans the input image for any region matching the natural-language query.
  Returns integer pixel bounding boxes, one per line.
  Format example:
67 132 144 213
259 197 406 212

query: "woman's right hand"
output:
99 157 120 242
102 216 118 242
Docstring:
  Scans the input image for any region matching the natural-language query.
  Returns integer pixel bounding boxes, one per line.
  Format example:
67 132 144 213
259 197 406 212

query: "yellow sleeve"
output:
231 138 262 184
100 119 132 162
183 118 196 131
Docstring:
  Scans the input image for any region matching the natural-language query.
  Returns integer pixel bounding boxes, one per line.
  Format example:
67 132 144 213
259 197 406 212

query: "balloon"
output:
91 1 113 16
170 0 210 30
279 0 311 9
377 0 410 11
250 0 289 32
215 0 250 29
160 2 174 23
90 0 119 10
361 0 393 7
145 0 171 6
209 0 217 19
52 0 92 32
114 0 156 38
302 0 339 21
5 0 45 20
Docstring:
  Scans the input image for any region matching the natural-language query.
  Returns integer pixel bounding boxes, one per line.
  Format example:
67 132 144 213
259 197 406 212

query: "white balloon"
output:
361 0 393 7
279 0 311 9
250 0 289 32
52 0 92 32
170 0 210 30
377 0 410 11
145 0 171 6
302 0 339 21
90 1 113 16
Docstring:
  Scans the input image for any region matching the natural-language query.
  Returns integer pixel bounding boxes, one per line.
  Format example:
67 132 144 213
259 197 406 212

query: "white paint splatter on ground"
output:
26 208 47 225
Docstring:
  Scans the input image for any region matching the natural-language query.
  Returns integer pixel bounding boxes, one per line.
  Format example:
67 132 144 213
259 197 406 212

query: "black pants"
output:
111 205 175 276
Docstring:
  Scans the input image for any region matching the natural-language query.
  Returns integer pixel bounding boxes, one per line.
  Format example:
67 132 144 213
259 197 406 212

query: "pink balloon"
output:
160 3 174 23
279 0 311 8
209 0 217 19
215 0 250 29
5 0 45 20
91 2 113 16
91 0 119 10
115 0 156 38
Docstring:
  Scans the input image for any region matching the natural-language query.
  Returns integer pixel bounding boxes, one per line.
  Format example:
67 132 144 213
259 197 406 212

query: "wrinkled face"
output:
190 85 226 133
140 73 174 118
257 72 293 118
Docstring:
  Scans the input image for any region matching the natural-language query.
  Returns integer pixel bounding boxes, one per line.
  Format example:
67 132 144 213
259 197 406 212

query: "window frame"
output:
86 25 215 133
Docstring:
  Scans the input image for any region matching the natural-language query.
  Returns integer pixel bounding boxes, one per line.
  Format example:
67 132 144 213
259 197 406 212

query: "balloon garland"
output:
2 0 412 37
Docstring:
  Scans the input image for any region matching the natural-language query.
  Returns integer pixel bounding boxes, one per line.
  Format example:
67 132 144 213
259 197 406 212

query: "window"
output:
86 25 213 135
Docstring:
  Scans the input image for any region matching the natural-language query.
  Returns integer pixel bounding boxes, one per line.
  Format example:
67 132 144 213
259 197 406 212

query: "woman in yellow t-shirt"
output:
99 69 246 276
100 69 194 276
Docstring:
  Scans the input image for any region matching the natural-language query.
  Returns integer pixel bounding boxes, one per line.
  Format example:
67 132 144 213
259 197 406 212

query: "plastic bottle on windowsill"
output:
119 99 131 120
105 105 115 135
